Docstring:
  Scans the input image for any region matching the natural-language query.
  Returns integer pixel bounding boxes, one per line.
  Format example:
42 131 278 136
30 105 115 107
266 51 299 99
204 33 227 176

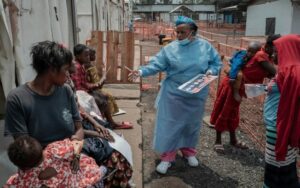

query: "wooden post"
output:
139 45 143 93
225 35 228 45
113 31 119 82
240 38 243 48
216 43 222 92
142 23 145 41
121 32 126 82
96 31 103 78
121 31 134 82
106 31 118 82
216 68 222 93
233 23 237 39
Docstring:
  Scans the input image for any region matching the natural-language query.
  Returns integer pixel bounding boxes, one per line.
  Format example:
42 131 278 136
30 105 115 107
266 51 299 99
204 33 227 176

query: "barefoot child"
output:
85 47 120 115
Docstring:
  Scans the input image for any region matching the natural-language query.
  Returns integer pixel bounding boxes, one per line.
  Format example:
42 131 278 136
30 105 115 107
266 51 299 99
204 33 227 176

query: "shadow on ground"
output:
146 156 239 188
220 145 264 167
141 89 265 188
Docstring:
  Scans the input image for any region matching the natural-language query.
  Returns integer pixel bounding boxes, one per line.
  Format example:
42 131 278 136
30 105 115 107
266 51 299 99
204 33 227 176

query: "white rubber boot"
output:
186 156 199 167
156 161 171 174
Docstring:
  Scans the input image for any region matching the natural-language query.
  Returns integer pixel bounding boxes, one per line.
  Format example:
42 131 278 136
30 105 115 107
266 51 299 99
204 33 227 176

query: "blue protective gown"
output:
139 38 222 153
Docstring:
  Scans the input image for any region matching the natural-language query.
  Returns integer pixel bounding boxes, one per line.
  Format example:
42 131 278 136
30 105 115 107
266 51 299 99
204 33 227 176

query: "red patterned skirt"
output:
103 151 133 188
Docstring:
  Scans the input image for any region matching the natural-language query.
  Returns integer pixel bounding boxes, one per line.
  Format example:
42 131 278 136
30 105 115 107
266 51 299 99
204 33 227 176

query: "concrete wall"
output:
76 0 93 43
77 0 129 42
95 0 108 31
199 13 209 20
110 1 126 31
134 4 215 12
245 0 293 36
291 3 300 33
160 13 171 22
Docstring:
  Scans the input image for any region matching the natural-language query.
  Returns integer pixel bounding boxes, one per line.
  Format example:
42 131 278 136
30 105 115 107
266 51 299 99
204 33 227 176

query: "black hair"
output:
89 47 96 53
266 34 281 46
74 44 89 56
31 41 73 74
8 135 43 170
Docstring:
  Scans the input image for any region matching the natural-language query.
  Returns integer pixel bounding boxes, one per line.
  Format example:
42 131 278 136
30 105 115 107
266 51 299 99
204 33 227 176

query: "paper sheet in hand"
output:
107 130 133 166
178 74 218 94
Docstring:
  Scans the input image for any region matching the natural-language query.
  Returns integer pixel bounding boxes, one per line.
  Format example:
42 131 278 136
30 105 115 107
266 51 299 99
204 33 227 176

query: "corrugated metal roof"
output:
169 5 193 14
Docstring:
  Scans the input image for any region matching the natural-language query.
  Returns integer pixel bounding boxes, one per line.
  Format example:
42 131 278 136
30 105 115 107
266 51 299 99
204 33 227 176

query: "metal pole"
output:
139 45 143 100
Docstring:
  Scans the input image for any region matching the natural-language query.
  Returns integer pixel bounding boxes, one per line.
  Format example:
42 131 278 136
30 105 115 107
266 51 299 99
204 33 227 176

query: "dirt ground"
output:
140 89 265 188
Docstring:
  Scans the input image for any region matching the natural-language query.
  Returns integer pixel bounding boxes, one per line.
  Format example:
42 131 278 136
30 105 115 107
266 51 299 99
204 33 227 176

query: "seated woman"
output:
5 41 84 147
4 41 132 188
5 135 106 188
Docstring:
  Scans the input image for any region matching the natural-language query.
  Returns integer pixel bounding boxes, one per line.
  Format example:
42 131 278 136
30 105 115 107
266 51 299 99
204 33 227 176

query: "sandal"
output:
208 124 215 129
114 121 133 129
231 141 248 149
214 144 225 154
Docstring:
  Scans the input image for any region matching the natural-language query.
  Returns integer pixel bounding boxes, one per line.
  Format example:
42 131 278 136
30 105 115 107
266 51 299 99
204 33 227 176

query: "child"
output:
71 44 101 91
85 47 120 115
5 136 106 188
228 41 262 102
84 48 133 129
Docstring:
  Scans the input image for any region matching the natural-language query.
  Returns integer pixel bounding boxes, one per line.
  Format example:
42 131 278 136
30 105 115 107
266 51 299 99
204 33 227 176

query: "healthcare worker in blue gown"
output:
129 16 222 174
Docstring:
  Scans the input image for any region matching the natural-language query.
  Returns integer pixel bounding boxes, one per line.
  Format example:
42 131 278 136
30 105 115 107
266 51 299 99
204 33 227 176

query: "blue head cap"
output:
175 16 196 26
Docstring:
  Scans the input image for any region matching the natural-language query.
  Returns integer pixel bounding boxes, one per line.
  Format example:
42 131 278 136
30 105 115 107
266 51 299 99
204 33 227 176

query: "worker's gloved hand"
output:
128 70 141 82
205 70 213 77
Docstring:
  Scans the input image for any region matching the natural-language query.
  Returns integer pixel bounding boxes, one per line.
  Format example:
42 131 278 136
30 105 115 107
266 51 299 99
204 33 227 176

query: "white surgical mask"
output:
178 38 191 46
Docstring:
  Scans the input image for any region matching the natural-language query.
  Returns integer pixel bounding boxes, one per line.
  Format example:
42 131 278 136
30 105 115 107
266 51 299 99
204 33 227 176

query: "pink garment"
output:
6 139 102 188
160 148 197 162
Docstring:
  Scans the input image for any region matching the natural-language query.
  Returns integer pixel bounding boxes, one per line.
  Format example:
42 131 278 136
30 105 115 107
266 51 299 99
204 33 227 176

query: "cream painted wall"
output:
246 0 293 36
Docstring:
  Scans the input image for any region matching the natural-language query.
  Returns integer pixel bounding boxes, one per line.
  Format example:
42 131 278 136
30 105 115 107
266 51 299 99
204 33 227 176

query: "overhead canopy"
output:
218 5 239 12
169 5 194 14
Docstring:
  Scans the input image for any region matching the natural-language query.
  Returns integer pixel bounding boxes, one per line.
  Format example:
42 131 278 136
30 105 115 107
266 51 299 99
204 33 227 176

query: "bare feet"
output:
112 121 133 129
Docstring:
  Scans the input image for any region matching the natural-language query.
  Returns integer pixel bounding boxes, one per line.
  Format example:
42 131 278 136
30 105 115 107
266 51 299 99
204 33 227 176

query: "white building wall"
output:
78 0 129 41
76 0 92 43
98 0 108 31
110 5 119 31
160 13 170 22
291 3 300 33
245 0 293 36
199 13 208 20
